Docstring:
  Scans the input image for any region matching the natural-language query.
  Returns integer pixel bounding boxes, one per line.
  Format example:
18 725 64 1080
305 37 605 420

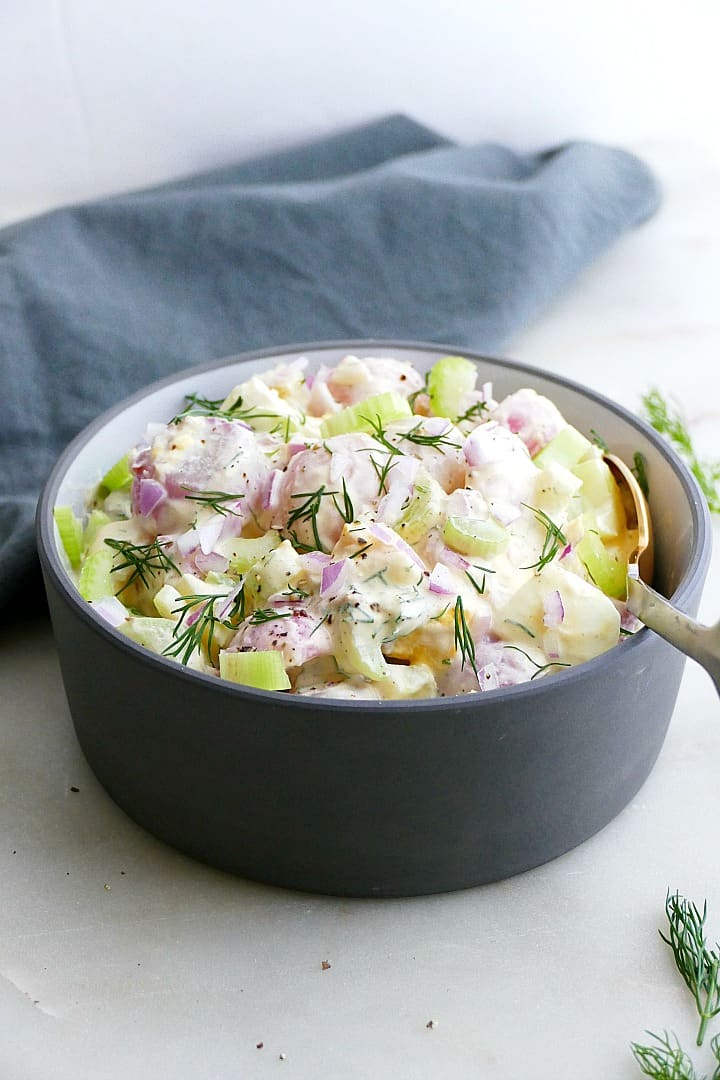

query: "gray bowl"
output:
37 341 712 897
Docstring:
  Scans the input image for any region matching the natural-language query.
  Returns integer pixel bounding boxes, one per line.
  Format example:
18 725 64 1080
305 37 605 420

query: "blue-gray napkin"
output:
0 114 660 605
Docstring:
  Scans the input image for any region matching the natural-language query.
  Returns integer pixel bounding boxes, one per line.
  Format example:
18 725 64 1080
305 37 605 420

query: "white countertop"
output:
2 140 719 1080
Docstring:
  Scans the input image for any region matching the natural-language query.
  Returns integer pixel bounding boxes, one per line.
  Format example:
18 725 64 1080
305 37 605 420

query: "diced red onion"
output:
195 551 229 575
216 582 244 621
462 422 499 466
367 523 425 570
489 499 521 526
543 589 565 628
138 478 167 517
480 381 493 402
91 596 128 627
286 440 307 459
305 373 315 390
263 469 285 511
422 417 452 437
429 563 457 595
559 543 572 560
303 551 332 567
198 515 225 555
478 663 499 691
132 446 152 473
176 527 200 556
321 559 348 596
439 546 469 571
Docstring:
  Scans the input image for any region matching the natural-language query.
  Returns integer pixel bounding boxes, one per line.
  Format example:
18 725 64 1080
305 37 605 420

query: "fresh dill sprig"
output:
630 1030 700 1080
633 451 650 498
521 504 567 572
104 537 179 595
285 485 335 552
399 422 461 453
164 588 246 665
283 584 309 599
453 595 478 678
181 487 245 517
503 644 571 680
661 891 720 1046
589 427 609 452
247 608 294 626
455 401 489 425
465 569 486 595
369 452 399 496
358 413 407 496
642 389 720 513
712 1032 720 1080
171 392 281 427
331 478 355 524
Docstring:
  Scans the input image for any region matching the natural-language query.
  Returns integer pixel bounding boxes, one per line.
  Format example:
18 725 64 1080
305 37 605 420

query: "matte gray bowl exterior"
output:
37 342 712 897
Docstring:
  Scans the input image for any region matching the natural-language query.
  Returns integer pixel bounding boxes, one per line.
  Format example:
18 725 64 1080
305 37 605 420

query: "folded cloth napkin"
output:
0 114 660 606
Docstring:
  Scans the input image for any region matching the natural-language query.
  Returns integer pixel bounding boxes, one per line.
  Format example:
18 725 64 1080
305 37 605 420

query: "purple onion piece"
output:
543 589 565 628
321 558 348 596
428 563 457 595
138 478 167 517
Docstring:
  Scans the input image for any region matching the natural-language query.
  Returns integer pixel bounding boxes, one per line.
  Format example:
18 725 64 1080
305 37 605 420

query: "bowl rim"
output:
37 337 713 714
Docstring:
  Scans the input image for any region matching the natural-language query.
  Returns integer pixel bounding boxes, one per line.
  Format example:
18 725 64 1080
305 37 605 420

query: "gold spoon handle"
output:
627 576 720 695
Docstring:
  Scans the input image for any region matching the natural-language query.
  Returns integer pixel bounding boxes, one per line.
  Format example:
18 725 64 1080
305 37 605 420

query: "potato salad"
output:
55 354 640 699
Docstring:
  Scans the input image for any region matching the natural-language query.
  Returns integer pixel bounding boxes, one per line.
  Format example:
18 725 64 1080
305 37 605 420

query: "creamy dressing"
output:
75 353 639 698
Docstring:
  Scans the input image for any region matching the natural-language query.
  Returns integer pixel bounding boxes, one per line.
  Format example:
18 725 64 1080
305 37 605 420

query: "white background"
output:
2 0 720 224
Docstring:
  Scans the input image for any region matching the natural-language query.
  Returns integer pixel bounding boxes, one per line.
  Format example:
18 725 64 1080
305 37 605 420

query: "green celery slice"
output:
82 509 111 550
54 506 84 568
393 473 445 544
576 531 627 598
534 426 594 469
443 515 508 558
319 392 412 439
573 458 624 538
335 621 387 681
101 455 133 491
78 548 114 601
219 650 291 690
427 356 477 420
220 533 281 574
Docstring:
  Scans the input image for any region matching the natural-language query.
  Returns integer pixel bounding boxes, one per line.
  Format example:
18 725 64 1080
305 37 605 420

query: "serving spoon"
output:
604 453 720 695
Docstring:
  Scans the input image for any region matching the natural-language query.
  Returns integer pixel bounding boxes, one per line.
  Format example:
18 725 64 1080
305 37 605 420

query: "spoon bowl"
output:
606 452 720 695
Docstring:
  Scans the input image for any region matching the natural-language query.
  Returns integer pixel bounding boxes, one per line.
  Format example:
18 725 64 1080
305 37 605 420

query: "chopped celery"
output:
78 548 114 601
119 616 177 654
101 455 133 492
573 458 625 538
82 509 111 550
443 515 508 558
153 583 182 620
218 532 281 574
319 392 412 439
377 663 437 699
219 650 291 690
576 530 627 598
54 506 84 568
533 426 594 469
247 540 303 604
427 355 477 420
393 472 446 544
335 621 387 681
